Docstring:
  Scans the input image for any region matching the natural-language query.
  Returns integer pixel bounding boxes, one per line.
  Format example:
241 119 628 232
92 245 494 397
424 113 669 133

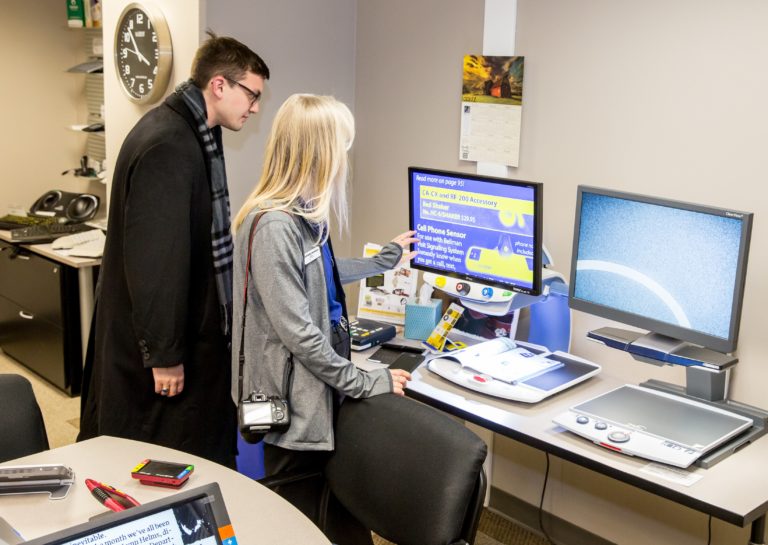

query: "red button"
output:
599 442 622 452
473 375 486 383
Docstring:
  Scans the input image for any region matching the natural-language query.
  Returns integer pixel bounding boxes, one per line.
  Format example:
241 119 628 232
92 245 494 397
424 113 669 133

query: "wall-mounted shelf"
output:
67 28 105 168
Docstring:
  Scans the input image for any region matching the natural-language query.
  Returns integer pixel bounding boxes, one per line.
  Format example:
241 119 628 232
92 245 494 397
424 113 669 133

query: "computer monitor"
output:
569 185 753 357
25 483 236 545
408 166 543 299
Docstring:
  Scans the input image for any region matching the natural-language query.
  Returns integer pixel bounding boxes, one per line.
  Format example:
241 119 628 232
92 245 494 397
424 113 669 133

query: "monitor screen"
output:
408 167 543 295
569 186 753 354
25 483 236 545
365 274 385 288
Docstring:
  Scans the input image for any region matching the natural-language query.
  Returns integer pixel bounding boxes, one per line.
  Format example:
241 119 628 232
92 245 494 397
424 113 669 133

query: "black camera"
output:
238 393 291 444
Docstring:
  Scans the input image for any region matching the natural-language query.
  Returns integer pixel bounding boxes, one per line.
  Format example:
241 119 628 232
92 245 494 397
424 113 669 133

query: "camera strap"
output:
237 211 299 403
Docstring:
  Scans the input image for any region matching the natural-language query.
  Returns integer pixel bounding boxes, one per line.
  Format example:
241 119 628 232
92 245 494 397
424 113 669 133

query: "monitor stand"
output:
588 327 739 374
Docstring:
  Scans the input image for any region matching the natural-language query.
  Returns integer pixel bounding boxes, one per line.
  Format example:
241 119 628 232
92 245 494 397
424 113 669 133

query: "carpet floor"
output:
371 506 550 545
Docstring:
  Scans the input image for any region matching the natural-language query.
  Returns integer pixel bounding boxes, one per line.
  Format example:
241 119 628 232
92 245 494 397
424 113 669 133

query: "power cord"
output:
538 452 555 544
537 454 714 545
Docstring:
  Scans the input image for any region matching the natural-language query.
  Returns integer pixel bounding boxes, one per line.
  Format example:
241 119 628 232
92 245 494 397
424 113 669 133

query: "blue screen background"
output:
573 193 744 340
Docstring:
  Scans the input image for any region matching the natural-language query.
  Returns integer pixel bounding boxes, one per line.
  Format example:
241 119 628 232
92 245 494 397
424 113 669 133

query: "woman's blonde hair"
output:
232 94 354 242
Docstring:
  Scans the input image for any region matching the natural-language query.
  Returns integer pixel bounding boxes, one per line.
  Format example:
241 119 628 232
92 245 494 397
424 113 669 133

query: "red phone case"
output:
130 459 194 488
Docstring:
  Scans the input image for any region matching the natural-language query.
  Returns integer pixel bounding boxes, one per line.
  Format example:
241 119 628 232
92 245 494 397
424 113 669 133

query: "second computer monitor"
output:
569 185 753 355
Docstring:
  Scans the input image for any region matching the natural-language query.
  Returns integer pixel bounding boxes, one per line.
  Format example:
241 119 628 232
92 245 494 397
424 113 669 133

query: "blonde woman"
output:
232 94 415 544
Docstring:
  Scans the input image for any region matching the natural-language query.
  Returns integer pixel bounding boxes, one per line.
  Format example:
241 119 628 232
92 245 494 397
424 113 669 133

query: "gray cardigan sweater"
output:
231 210 402 451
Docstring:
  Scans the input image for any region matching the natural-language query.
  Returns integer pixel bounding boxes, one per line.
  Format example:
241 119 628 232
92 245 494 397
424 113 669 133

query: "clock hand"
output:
127 27 151 66
136 50 151 66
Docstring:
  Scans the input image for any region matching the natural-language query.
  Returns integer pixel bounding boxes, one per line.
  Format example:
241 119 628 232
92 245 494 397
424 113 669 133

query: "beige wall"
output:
349 0 486 305
352 1 768 544
0 0 104 213
205 0 358 256
513 0 768 406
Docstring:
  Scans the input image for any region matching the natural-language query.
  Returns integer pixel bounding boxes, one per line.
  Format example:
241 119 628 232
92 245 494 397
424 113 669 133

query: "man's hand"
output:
390 230 419 265
389 368 412 396
153 364 184 397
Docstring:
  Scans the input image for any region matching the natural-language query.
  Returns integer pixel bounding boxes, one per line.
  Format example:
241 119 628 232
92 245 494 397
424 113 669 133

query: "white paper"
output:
640 462 703 487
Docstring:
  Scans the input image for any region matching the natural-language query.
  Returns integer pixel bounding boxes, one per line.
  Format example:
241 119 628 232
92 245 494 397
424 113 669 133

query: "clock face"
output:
114 3 172 104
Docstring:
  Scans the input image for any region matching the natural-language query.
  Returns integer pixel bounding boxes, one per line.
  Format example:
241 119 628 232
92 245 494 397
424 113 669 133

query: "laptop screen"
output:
25 483 236 545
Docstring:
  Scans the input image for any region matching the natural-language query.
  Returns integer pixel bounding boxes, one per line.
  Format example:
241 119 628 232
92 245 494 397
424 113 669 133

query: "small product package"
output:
424 302 465 352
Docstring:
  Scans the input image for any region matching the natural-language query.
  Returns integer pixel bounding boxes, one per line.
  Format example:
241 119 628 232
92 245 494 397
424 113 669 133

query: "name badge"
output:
304 246 321 265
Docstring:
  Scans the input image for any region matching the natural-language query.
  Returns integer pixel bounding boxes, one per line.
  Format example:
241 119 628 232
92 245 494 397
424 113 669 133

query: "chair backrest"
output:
325 395 488 545
0 374 49 462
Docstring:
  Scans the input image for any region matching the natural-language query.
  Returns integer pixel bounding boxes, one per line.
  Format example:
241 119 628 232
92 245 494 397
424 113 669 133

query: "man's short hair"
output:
191 30 270 88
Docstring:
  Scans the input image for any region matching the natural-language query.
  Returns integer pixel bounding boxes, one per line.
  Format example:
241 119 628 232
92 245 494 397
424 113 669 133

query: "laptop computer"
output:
24 482 237 545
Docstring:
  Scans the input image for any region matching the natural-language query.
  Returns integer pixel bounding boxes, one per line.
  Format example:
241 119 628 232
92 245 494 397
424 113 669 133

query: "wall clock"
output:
114 3 173 104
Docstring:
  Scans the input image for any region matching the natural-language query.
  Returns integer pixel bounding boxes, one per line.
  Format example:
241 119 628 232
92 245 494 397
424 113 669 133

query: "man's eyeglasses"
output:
224 77 261 107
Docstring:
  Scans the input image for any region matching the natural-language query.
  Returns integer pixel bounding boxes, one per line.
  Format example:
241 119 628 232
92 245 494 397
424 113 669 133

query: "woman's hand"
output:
390 230 419 265
389 368 412 396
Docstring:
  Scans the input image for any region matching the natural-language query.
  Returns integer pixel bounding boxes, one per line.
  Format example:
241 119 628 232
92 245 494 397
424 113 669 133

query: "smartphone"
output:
366 342 425 365
131 459 194 488
366 345 404 366
389 352 426 373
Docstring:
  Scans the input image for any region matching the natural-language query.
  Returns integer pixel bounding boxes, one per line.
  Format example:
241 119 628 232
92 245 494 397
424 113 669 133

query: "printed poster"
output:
357 243 417 325
460 55 525 166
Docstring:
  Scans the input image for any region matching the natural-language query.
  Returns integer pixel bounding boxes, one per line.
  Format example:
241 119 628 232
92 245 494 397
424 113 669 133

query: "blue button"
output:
481 287 493 299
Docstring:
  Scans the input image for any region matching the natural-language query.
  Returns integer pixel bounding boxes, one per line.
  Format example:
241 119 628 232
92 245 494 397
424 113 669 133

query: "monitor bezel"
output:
408 166 543 296
24 482 232 545
568 185 753 354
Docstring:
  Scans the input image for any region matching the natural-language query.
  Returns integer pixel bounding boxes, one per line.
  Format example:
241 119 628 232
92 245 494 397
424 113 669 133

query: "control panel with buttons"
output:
552 384 754 468
423 272 515 303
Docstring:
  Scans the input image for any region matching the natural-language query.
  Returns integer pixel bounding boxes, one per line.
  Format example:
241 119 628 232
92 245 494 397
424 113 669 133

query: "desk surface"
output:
0 230 100 269
353 348 768 528
0 436 330 544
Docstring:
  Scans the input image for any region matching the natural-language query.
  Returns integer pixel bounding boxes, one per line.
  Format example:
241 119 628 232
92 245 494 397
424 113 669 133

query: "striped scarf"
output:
177 80 233 337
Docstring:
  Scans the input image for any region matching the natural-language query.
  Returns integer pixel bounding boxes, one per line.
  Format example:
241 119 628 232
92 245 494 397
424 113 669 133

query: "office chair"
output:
0 374 49 462
260 394 487 544
326 394 488 545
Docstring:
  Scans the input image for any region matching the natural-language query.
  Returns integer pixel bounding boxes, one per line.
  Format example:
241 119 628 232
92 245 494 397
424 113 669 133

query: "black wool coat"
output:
78 92 237 467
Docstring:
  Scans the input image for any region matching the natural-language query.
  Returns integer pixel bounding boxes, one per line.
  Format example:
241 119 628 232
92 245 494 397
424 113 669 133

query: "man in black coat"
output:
78 33 270 468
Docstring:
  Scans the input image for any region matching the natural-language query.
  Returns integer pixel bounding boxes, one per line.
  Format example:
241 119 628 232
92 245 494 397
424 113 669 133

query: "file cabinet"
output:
0 240 86 396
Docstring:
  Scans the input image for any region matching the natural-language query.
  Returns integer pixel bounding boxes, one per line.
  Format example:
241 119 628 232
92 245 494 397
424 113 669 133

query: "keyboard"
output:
51 229 106 258
51 228 104 250
0 214 59 230
10 222 93 243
